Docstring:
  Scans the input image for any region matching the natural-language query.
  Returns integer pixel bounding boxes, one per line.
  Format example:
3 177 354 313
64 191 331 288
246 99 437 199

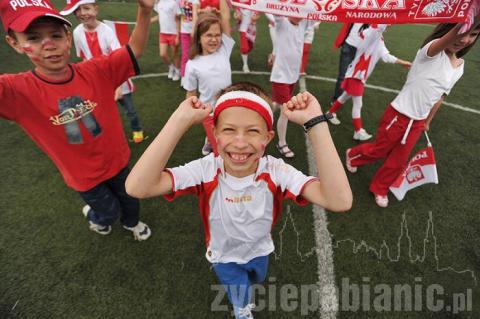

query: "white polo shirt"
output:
154 0 179 35
182 34 235 105
391 40 464 120
165 154 316 264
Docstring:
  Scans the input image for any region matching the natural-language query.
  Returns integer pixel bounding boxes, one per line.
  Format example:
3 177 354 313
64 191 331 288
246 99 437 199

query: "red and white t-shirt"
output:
344 24 397 84
154 0 180 35
0 47 139 191
165 154 316 264
238 8 257 42
391 40 464 120
73 22 134 95
270 17 315 84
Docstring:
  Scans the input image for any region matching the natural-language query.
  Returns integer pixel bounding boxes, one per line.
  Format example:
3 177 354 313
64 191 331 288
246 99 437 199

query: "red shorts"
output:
160 33 177 46
271 82 296 104
240 32 254 54
341 78 364 96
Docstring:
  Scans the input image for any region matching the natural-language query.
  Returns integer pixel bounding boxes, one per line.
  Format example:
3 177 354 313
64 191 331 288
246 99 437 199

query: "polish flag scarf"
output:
230 0 475 24
389 132 439 201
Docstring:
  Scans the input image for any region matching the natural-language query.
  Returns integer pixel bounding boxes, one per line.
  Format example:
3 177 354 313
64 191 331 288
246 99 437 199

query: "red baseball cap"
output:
1 0 72 33
60 0 95 16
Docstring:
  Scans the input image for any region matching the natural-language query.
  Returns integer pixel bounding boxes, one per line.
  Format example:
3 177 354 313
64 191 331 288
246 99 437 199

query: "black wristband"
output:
303 114 333 133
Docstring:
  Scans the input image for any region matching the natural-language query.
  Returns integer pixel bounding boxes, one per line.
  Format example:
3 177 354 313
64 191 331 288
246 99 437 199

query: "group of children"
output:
1 0 479 317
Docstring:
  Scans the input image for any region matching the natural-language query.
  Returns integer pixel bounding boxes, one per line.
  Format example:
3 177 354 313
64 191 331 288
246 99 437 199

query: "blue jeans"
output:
117 93 143 132
78 167 139 228
213 255 269 313
332 42 357 102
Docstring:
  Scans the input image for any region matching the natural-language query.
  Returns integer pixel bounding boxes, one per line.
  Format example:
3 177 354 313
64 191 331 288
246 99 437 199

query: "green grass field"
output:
1 1 480 318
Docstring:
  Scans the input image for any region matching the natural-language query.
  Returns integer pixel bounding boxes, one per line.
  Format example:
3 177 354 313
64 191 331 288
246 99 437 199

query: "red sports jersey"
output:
0 46 139 191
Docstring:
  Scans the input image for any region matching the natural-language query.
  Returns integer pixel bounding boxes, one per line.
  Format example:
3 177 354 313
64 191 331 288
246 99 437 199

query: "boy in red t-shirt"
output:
0 0 154 240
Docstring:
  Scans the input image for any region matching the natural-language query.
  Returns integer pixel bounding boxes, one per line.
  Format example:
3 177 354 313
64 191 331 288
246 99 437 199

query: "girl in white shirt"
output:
182 0 233 155
346 20 480 208
327 24 411 141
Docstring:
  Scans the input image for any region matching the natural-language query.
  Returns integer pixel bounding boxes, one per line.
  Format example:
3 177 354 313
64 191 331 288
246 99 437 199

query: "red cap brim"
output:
9 11 71 32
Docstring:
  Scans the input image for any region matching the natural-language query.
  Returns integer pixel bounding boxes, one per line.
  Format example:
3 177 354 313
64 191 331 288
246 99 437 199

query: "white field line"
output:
305 138 339 319
134 71 480 115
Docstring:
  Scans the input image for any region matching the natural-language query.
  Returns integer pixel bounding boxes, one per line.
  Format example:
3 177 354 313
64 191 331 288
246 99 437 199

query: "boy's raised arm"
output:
129 0 155 58
282 92 353 212
126 97 212 198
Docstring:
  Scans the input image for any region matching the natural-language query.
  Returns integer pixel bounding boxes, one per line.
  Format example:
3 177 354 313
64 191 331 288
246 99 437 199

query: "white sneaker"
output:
235 303 255 319
167 64 174 79
172 68 180 81
374 194 389 208
82 205 112 235
242 64 250 73
329 112 341 125
345 148 357 173
123 221 152 241
353 128 372 141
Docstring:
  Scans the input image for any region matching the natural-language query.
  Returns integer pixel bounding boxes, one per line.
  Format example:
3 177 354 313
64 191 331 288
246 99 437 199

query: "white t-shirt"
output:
345 23 362 48
72 22 134 94
154 0 179 35
270 17 314 84
165 154 316 264
344 24 397 84
182 34 235 105
178 0 199 34
391 40 464 120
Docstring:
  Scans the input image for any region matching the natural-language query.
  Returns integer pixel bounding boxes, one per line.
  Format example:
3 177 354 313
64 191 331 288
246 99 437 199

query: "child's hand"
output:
172 96 213 126
282 92 323 126
400 59 412 69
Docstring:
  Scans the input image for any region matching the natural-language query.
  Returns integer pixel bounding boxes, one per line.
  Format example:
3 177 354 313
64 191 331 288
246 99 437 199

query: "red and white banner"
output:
389 143 438 201
231 0 474 24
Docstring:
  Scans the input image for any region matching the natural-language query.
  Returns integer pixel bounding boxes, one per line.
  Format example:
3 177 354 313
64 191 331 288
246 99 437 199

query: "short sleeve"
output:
164 155 215 201
88 46 140 90
220 33 235 57
182 60 198 91
0 76 17 121
269 157 317 205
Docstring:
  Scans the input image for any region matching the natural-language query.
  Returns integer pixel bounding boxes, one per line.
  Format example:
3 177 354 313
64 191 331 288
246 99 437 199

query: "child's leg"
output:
332 43 357 103
272 82 295 157
300 42 311 74
78 169 139 227
351 95 363 131
117 93 143 132
348 106 406 168
329 91 350 114
104 167 141 228
180 33 191 77
159 42 170 65
369 121 424 196
213 262 251 314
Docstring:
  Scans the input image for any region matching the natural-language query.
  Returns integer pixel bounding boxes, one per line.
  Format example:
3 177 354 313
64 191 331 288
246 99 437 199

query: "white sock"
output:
241 54 248 66
352 96 363 119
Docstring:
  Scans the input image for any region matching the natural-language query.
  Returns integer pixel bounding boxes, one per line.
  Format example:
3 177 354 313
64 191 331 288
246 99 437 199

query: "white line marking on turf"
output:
134 72 480 115
305 138 338 319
